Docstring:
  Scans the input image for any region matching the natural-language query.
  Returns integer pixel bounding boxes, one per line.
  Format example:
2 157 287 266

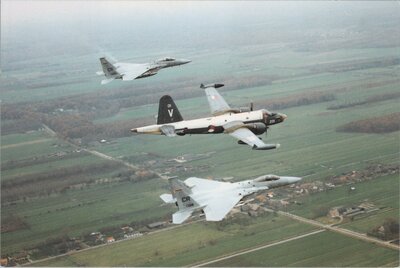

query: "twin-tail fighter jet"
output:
97 57 191 84
160 175 301 224
132 83 287 150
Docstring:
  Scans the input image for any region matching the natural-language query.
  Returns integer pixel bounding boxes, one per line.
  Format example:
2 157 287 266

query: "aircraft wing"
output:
116 62 152 80
229 127 279 150
185 177 229 192
203 191 243 221
205 87 232 116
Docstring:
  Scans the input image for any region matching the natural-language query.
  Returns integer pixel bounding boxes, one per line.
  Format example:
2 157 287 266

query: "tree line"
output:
336 112 400 133
328 91 400 110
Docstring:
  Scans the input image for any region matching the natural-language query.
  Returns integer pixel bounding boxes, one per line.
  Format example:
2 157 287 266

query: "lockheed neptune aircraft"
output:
97 57 191 84
132 84 287 150
160 175 301 224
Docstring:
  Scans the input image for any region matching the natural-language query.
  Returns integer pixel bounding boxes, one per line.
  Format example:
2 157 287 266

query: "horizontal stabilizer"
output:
96 71 104 76
172 210 193 224
160 125 177 137
160 193 176 204
252 144 280 150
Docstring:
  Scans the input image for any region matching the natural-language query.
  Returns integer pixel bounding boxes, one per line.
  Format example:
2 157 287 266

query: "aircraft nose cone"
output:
288 176 302 183
131 128 138 133
181 59 191 64
280 113 288 120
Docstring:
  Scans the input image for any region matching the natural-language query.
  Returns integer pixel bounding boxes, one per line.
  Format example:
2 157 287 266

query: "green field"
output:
210 231 399 267
94 86 399 181
289 174 399 221
35 214 316 267
1 178 174 255
3 53 399 258
2 10 400 266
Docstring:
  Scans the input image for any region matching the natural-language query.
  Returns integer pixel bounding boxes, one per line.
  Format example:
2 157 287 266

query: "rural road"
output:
35 124 398 266
192 229 326 267
274 210 400 251
191 210 399 267
42 124 169 180
1 138 52 149
25 219 205 266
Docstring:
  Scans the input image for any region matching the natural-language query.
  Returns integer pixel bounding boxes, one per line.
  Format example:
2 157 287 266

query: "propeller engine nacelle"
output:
244 123 268 135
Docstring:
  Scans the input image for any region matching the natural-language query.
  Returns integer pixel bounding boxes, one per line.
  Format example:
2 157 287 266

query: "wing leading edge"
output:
229 127 279 150
203 192 243 221
117 63 152 80
185 177 242 221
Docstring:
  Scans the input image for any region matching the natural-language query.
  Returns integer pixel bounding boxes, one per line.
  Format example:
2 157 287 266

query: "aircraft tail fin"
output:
168 178 198 211
157 95 183 125
99 57 120 78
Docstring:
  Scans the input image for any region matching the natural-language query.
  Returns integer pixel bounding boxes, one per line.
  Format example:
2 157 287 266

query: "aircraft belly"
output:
172 112 263 134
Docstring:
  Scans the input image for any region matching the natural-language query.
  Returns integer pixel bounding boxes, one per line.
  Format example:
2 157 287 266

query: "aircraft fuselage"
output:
133 110 267 135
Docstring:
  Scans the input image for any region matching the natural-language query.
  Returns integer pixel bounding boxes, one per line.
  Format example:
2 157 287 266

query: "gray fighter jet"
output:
160 175 301 224
97 57 191 84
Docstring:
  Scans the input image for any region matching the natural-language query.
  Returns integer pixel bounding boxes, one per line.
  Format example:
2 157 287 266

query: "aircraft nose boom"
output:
179 59 191 64
279 113 288 120
284 176 302 183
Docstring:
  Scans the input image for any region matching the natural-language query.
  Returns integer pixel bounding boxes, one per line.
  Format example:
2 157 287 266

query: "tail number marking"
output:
168 109 174 117
182 196 191 202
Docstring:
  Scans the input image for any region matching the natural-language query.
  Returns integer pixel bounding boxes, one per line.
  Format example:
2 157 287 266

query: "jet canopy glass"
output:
160 57 175 61
254 175 280 182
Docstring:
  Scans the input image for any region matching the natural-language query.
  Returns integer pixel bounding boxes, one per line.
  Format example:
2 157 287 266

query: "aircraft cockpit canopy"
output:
160 57 175 61
254 175 280 182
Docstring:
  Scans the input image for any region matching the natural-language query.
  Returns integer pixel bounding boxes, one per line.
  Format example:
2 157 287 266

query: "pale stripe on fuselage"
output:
135 110 264 134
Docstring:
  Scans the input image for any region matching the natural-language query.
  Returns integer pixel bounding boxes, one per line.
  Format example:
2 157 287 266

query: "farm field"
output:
35 214 316 267
288 173 399 220
94 86 399 181
2 46 399 259
209 231 399 267
1 177 173 255
2 3 399 266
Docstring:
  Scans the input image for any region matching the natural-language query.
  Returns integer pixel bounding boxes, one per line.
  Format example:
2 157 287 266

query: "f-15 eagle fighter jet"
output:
160 175 301 224
97 57 191 84
132 83 287 150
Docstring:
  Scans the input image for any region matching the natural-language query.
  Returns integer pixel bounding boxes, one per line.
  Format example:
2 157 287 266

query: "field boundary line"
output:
1 138 53 149
192 229 325 267
26 219 205 266
276 210 400 251
42 124 169 180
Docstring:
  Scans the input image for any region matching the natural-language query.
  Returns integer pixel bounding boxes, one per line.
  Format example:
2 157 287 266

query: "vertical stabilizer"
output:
168 178 198 211
157 95 183 124
99 57 120 78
